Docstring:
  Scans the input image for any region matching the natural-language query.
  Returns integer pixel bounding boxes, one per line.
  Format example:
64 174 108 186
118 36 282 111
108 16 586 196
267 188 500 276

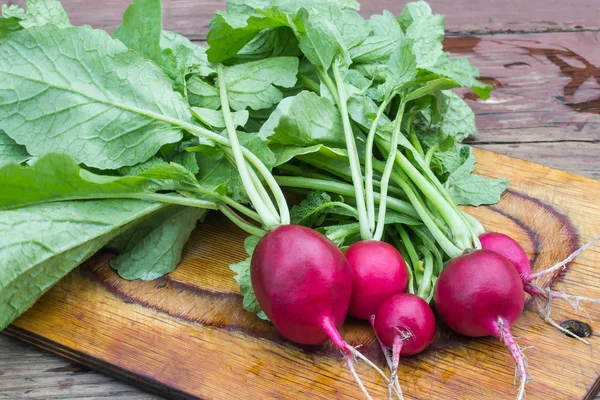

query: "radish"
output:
433 250 528 400
480 232 600 342
345 240 409 320
251 224 390 399
251 225 352 346
372 293 436 399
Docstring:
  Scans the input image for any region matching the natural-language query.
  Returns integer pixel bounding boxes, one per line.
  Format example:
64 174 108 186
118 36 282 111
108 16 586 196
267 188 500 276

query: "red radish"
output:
252 225 351 345
372 293 436 399
480 232 531 277
251 225 387 399
480 232 600 342
433 250 528 400
345 240 409 320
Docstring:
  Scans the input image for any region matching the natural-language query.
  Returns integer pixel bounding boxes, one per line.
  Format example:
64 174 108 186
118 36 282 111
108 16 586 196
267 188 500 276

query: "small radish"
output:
251 225 387 399
345 240 409 320
480 232 600 342
479 232 530 277
372 293 436 399
433 250 528 400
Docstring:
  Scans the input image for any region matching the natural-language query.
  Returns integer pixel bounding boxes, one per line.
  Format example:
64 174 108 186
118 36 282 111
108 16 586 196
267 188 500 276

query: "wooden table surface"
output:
1 0 599 399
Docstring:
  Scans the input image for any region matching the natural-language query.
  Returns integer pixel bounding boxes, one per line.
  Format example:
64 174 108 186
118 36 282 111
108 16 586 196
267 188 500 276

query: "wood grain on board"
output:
7 0 600 39
2 148 600 400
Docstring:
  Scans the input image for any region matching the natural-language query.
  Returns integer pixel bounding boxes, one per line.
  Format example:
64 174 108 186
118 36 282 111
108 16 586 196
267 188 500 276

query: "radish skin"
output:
343 240 412 398
479 232 531 277
345 240 409 320
251 225 351 345
434 250 528 400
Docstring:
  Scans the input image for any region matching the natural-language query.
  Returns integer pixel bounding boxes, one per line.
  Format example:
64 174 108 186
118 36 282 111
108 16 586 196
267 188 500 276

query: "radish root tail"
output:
532 295 590 344
527 234 600 282
389 336 403 400
369 316 404 400
345 351 374 400
344 343 404 400
497 318 529 400
346 345 389 382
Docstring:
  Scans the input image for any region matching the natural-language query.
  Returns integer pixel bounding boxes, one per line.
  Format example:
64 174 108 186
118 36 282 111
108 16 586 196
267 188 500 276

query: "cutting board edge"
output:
472 147 600 185
587 379 600 400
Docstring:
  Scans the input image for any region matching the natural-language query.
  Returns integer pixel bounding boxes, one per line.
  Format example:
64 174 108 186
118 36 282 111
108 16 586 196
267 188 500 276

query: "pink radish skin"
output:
373 293 436 398
345 240 409 320
479 232 541 296
480 232 546 299
373 293 436 356
251 225 352 346
480 232 532 277
434 250 528 400
251 225 387 399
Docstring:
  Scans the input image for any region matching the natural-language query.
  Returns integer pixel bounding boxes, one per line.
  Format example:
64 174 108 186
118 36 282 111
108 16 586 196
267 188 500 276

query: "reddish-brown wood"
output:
442 32 600 178
7 0 600 40
4 149 600 400
444 32 600 143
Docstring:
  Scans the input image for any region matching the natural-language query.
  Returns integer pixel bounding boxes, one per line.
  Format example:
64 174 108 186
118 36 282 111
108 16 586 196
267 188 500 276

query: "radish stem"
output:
274 176 418 218
128 104 288 225
217 205 266 237
374 101 405 241
218 65 280 229
389 174 462 258
332 64 370 240
223 151 279 221
182 186 261 222
365 96 394 233
416 245 434 299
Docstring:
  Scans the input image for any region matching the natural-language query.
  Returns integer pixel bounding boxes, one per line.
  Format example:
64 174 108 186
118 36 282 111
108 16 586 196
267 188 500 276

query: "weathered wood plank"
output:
7 0 600 40
444 32 600 144
0 335 164 400
440 31 600 176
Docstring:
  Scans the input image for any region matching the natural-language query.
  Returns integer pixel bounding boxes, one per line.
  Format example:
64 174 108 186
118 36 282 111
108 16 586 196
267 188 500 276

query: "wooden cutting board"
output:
3 148 600 400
